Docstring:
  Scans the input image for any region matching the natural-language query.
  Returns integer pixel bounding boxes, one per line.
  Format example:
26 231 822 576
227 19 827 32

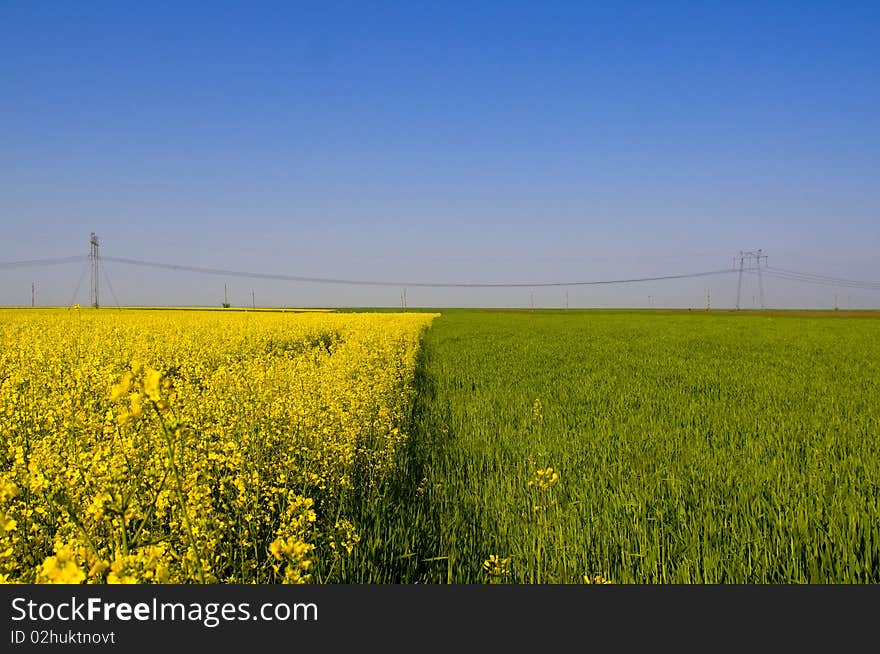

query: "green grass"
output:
338 310 880 583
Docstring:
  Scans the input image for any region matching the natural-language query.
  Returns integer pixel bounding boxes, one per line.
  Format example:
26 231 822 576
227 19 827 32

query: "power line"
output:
765 266 880 289
101 255 737 288
0 255 86 269
755 269 880 290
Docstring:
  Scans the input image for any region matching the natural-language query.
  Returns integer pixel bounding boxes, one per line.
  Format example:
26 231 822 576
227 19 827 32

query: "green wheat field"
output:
345 309 880 583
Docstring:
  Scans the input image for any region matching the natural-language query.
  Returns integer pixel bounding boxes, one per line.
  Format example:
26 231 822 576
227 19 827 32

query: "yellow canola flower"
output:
583 574 614 584
0 309 437 584
482 554 510 577
107 566 138 584
269 537 315 584
143 368 162 402
528 467 560 490
532 398 543 421
0 480 19 504
88 560 110 579
329 519 361 556
109 372 132 401
37 545 86 584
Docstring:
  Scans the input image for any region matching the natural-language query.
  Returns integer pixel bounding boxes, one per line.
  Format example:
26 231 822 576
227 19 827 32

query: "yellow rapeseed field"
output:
0 308 437 584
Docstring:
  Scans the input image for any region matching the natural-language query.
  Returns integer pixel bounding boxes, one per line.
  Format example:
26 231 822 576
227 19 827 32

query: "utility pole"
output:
706 288 710 311
32 282 35 307
565 290 569 310
89 233 99 308
252 289 256 309
404 288 407 311
224 284 229 306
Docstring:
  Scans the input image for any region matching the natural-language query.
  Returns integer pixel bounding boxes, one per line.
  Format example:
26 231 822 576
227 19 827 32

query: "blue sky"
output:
2 1 878 307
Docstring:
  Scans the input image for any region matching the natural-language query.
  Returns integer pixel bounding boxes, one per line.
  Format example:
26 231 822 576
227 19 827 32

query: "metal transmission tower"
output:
735 249 768 309
756 248 767 308
89 233 100 308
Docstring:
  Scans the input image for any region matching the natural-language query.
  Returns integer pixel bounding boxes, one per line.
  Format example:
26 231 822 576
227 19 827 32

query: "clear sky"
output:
2 1 878 308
